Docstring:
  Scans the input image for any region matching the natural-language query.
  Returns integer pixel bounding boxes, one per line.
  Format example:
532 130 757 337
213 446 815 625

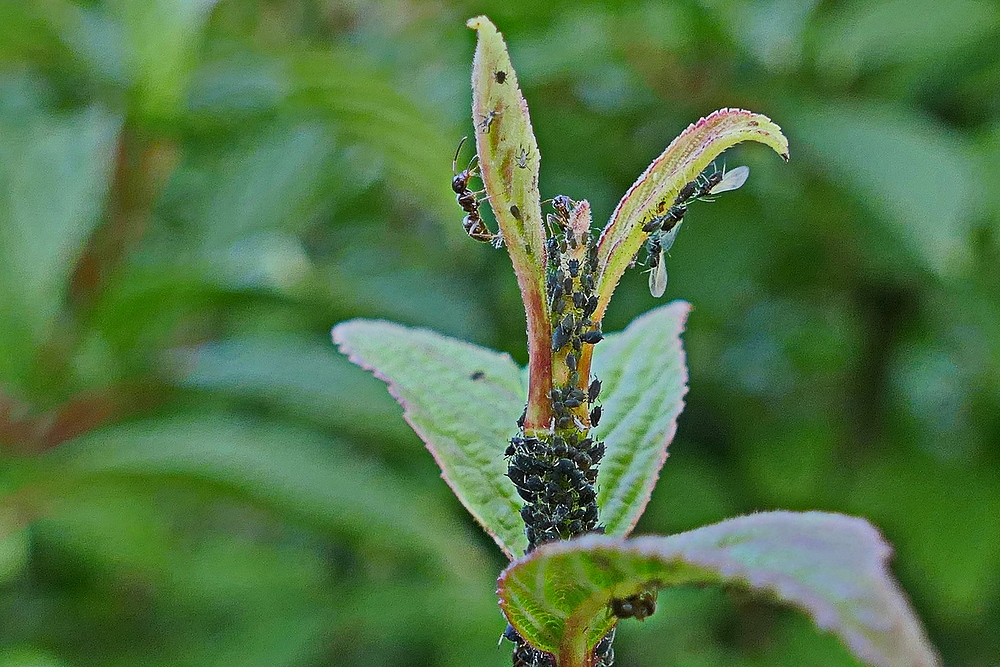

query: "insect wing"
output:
648 248 668 298
659 218 684 253
708 165 749 194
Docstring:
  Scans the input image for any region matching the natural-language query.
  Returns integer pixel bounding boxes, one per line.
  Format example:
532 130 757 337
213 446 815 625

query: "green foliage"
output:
0 1 997 666
499 512 937 667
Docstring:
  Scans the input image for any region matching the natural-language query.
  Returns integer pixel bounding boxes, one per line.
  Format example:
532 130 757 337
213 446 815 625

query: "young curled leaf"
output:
499 512 939 667
594 108 789 322
467 15 552 431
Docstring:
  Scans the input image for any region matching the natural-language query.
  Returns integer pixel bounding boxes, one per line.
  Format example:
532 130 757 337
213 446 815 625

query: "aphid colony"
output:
504 196 617 667
642 164 750 297
506 195 606 551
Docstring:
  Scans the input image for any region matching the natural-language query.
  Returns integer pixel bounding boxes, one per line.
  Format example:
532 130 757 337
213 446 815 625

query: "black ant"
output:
452 137 495 243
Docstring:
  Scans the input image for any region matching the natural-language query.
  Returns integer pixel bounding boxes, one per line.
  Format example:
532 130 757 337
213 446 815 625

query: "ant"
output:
452 137 495 243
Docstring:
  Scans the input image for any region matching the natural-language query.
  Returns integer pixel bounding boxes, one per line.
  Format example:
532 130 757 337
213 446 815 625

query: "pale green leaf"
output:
596 108 789 322
591 301 690 537
467 16 552 431
499 511 940 667
333 319 528 558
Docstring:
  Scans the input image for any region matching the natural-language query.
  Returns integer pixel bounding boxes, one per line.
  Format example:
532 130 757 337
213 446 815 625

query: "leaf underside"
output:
591 301 690 537
498 511 940 667
333 319 528 558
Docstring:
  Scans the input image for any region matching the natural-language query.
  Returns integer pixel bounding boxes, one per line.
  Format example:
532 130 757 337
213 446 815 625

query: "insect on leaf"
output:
467 15 552 432
594 108 789 322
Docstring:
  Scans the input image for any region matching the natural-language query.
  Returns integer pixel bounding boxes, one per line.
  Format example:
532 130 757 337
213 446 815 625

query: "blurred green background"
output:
0 0 998 665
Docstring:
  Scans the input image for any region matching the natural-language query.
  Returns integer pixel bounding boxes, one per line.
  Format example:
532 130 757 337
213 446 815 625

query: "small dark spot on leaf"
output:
470 370 486 381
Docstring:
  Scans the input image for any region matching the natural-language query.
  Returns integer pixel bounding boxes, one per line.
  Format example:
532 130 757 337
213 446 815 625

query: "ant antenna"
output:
453 136 468 174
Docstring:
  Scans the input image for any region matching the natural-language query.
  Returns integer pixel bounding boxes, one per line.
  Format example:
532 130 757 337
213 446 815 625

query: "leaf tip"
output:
466 15 491 31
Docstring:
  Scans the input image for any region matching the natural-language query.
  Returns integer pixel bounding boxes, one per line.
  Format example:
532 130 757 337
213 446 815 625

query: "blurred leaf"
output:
288 49 456 217
0 106 120 387
712 0 821 72
333 319 527 558
791 101 976 276
591 301 690 537
107 0 219 120
498 512 939 667
169 335 413 443
193 124 336 252
850 456 1000 620
815 0 999 78
28 416 484 579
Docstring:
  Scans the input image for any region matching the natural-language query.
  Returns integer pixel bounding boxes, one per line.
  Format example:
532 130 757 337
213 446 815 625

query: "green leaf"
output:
27 416 484 578
591 301 690 537
595 108 789 323
498 511 939 667
106 0 219 120
170 335 414 444
0 106 121 387
333 319 528 558
790 101 976 276
815 0 998 78
467 16 552 431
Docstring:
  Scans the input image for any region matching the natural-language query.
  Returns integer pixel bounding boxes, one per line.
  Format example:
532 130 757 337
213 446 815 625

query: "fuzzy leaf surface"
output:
499 511 939 667
595 108 789 322
591 301 690 537
467 15 552 431
333 319 528 558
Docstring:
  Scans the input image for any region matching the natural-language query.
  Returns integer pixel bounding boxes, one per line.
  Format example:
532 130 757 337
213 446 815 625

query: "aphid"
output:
552 325 571 351
561 312 576 333
647 219 684 298
699 164 749 198
564 396 582 409
568 259 580 277
588 378 602 402
516 146 529 169
590 404 603 426
552 298 566 316
495 70 507 84
510 204 521 220
583 295 598 318
573 291 585 308
580 329 603 345
676 179 698 203
565 352 578 372
479 110 498 133
563 277 574 294
452 137 495 243
517 407 526 429
505 442 516 457
470 370 485 381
